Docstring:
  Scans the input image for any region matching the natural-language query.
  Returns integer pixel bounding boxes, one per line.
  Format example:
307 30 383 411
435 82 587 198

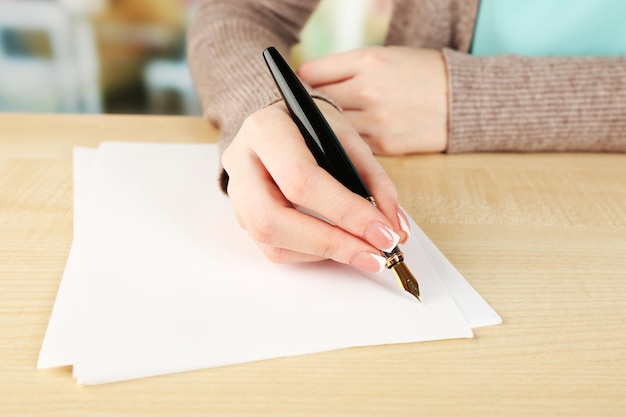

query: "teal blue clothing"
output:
471 0 626 56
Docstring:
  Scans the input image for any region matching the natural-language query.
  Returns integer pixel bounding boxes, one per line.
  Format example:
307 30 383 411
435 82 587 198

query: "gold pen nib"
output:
390 261 421 302
384 247 421 302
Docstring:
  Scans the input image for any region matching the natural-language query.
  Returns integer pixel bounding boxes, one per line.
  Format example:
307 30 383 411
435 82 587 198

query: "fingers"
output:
323 111 410 243
222 99 409 273
341 110 375 139
246 104 401 251
225 151 386 271
313 79 365 111
297 49 363 87
307 100 409 243
317 100 411 243
302 46 448 156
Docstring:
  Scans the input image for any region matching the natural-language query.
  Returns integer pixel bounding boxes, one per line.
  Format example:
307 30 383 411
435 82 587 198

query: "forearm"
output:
444 49 626 152
187 0 321 153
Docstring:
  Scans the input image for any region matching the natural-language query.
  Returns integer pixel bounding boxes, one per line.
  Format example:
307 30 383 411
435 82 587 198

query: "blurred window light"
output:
294 0 392 64
0 0 101 113
58 0 105 15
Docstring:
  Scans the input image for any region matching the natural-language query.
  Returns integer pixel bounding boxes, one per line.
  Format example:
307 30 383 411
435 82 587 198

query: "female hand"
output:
298 46 448 155
221 99 411 272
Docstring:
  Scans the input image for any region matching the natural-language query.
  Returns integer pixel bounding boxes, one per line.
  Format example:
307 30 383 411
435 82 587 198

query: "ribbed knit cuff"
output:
443 48 626 153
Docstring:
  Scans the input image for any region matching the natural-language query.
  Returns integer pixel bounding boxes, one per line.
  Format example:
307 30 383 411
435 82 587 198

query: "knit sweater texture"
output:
187 0 626 173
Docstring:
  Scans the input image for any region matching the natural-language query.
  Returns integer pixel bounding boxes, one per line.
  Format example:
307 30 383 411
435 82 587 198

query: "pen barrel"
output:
263 47 372 199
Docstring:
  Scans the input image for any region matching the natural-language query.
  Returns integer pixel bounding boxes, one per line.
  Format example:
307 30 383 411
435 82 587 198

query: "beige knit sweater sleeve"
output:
443 50 626 152
187 0 321 156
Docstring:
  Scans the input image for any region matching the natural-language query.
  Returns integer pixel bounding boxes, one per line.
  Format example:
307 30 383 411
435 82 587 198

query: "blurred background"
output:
0 0 391 115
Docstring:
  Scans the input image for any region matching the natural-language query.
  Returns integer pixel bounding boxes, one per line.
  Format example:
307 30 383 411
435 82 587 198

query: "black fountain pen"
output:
263 46 421 302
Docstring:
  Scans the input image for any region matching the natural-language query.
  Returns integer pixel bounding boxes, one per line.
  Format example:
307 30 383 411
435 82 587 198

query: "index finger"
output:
297 49 364 87
323 105 408 242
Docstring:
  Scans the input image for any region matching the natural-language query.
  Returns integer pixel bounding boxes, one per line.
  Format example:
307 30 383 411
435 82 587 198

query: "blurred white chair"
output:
0 0 101 113
143 59 201 115
142 4 201 116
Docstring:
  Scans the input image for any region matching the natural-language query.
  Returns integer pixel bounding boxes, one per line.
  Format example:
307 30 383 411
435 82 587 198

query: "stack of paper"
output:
38 142 500 385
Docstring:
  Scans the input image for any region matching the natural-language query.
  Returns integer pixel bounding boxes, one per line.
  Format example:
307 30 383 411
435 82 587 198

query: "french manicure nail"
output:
363 221 400 252
397 209 411 242
350 251 386 273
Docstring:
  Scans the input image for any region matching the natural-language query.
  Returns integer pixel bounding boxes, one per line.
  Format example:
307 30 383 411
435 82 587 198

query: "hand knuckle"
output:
280 163 317 202
374 137 392 154
367 140 385 155
355 86 377 103
333 204 353 228
357 47 385 65
361 132 386 154
368 130 397 155
241 109 267 133
263 246 289 264
316 239 340 261
247 211 277 245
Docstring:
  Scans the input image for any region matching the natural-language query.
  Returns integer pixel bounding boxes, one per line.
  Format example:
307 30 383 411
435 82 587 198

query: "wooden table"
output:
1 113 624 416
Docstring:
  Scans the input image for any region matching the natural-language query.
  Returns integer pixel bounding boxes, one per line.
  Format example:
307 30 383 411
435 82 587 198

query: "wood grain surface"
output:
0 113 624 417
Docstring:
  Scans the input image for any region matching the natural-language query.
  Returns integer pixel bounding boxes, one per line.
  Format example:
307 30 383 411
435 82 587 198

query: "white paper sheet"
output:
414 228 501 328
38 142 500 385
37 147 97 368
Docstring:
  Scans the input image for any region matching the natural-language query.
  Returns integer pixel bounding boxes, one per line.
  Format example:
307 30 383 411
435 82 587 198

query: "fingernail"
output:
363 221 400 252
397 209 411 243
350 251 386 273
